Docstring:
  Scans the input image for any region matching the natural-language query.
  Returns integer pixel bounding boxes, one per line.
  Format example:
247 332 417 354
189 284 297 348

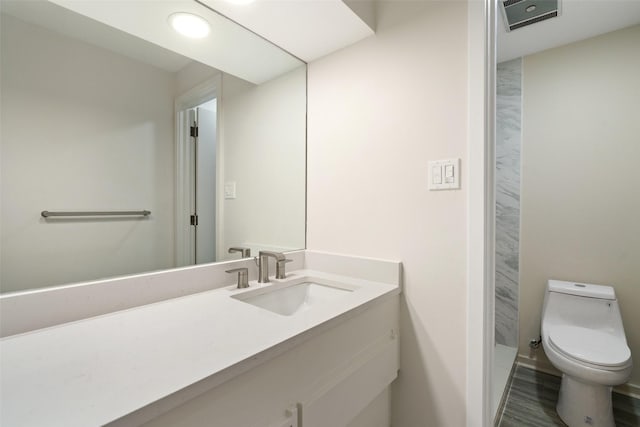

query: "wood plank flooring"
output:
497 366 640 427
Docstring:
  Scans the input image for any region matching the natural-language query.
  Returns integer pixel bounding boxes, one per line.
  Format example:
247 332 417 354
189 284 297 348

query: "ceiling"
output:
52 0 308 84
199 0 375 62
0 1 192 73
498 0 640 62
2 0 306 84
1 0 374 82
14 1 634 78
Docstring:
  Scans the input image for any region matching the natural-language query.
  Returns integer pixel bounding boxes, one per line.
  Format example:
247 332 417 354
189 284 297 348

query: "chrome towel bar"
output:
41 210 151 218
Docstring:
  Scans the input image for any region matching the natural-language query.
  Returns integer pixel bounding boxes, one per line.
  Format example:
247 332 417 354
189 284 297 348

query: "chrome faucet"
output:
258 251 285 283
228 247 251 258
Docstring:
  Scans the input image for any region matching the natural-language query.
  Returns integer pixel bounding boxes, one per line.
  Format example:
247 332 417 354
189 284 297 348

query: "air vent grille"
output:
503 0 525 7
509 11 558 31
501 0 560 32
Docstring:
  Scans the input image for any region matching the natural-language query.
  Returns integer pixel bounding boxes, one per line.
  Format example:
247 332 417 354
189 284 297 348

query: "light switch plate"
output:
428 158 461 190
224 182 237 199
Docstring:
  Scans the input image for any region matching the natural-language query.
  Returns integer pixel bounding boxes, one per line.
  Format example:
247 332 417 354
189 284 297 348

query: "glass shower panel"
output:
493 57 522 418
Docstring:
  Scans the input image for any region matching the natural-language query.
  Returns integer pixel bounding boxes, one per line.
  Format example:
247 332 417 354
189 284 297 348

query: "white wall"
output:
220 67 307 259
519 25 640 390
174 61 219 96
0 14 175 292
307 1 469 425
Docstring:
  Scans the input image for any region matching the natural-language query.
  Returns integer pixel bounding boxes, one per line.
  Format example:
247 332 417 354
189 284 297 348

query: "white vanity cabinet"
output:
136 295 399 427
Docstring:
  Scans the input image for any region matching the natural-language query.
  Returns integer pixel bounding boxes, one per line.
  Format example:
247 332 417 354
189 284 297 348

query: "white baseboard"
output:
517 354 640 399
516 354 561 376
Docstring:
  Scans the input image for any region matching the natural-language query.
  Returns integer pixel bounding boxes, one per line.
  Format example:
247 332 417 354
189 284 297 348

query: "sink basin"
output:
233 282 353 316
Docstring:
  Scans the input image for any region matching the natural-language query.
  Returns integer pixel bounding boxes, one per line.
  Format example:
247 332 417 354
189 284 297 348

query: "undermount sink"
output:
232 282 353 316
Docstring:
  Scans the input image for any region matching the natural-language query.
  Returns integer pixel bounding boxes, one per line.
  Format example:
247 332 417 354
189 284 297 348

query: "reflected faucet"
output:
258 251 285 283
228 247 251 258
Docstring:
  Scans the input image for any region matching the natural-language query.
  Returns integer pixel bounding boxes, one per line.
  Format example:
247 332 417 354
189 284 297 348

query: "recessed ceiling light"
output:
168 12 210 39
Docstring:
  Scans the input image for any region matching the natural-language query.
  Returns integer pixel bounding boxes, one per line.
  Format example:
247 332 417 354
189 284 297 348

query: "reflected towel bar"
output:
41 210 151 218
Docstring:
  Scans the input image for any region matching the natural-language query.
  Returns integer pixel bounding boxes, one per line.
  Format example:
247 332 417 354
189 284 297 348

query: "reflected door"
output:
189 103 217 264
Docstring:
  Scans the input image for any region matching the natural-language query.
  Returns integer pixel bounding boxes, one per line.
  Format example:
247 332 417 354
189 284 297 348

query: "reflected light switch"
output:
224 182 236 199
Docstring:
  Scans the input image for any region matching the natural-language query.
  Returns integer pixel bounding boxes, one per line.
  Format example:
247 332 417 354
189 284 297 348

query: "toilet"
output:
541 280 633 427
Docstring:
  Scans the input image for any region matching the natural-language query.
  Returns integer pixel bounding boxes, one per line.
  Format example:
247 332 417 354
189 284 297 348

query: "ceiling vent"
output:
501 0 560 32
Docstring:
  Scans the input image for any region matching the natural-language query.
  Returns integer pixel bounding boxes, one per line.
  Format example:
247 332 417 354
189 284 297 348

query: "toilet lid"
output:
549 325 631 368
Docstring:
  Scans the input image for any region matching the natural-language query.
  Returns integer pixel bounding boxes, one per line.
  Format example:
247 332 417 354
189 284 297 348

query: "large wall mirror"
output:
0 0 307 293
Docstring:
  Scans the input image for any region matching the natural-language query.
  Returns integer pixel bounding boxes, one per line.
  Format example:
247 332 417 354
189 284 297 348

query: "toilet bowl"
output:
541 280 632 427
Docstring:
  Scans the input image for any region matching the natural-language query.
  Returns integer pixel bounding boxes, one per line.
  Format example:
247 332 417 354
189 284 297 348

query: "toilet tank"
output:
542 280 625 336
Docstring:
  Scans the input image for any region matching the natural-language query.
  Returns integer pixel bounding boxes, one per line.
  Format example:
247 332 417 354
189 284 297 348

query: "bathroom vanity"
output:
0 251 401 427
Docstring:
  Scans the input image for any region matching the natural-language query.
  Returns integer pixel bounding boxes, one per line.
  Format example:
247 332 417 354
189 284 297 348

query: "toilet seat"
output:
549 325 631 368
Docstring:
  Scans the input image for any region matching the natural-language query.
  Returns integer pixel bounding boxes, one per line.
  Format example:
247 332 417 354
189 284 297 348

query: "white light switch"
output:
432 165 443 184
445 164 454 176
224 182 236 199
428 158 461 190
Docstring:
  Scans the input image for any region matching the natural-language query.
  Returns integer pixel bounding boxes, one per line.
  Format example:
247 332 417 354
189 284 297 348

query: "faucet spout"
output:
258 251 285 283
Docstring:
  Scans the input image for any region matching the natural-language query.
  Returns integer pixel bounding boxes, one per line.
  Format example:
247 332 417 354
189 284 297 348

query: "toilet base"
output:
557 374 614 427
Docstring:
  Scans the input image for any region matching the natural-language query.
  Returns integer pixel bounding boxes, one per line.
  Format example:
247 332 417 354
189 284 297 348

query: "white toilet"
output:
541 280 633 427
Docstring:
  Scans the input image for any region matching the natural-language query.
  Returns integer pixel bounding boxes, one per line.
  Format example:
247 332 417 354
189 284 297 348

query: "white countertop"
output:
0 269 399 426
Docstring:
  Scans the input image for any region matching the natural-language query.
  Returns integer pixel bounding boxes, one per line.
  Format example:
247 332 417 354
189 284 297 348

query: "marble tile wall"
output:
495 58 521 348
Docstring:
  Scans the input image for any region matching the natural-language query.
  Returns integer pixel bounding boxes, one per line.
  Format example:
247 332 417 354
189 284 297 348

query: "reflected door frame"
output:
174 75 223 267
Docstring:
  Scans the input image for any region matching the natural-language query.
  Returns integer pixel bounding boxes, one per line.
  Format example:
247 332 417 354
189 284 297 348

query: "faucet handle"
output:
275 259 293 280
226 268 249 289
228 247 251 258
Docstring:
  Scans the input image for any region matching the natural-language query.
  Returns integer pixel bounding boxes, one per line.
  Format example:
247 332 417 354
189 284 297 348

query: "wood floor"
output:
497 366 640 427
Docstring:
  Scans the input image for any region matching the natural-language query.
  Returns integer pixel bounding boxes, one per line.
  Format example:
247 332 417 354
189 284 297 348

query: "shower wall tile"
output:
496 97 521 218
495 215 520 346
495 58 521 348
497 59 522 96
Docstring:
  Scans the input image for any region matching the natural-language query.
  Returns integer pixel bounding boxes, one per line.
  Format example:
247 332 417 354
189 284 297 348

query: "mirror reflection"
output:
0 0 306 294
